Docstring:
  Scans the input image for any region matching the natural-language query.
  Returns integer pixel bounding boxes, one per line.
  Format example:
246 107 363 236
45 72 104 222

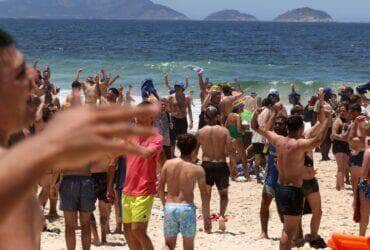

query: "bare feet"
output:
219 217 226 231
113 228 123 234
92 238 101 246
258 232 268 239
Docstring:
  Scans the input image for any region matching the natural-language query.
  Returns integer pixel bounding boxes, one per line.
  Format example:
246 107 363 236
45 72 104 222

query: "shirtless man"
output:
65 80 83 107
168 81 193 139
158 133 210 250
90 158 112 245
198 106 231 231
252 101 330 250
60 164 96 250
76 69 101 106
99 69 119 97
198 90 222 129
0 28 159 250
291 102 328 248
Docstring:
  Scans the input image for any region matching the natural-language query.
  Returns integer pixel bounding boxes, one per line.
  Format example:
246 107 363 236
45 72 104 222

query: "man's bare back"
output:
161 158 205 204
198 125 229 163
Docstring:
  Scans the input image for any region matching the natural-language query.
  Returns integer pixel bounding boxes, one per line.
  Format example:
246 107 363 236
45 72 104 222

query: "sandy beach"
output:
41 152 358 250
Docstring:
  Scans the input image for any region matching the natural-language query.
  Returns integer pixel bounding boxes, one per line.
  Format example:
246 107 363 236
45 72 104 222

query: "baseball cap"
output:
268 88 279 96
323 87 333 95
174 82 185 88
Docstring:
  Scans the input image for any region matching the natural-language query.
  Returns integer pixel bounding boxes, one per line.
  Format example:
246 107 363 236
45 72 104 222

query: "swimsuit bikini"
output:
349 151 364 167
332 118 350 155
227 124 243 139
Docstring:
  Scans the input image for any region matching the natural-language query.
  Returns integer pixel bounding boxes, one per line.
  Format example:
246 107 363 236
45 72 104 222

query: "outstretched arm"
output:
300 115 329 151
251 109 281 146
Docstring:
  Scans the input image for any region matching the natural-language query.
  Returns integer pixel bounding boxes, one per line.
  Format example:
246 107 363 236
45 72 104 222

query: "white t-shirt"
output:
251 108 270 144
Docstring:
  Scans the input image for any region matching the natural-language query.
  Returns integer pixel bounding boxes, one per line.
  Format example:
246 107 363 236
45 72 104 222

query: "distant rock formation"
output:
204 9 258 22
274 7 334 23
0 0 189 20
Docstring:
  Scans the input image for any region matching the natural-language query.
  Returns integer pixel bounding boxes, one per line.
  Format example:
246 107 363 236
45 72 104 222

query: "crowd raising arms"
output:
2 27 370 250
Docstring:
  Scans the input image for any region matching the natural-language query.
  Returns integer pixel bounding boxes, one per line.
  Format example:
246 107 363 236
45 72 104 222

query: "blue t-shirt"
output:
264 145 279 188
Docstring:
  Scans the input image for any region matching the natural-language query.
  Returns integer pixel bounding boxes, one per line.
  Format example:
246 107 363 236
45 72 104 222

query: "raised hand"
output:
163 72 168 79
45 104 159 171
118 84 124 93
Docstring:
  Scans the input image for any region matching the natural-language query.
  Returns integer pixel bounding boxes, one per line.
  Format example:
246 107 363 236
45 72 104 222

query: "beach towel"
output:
141 78 159 100
185 65 203 74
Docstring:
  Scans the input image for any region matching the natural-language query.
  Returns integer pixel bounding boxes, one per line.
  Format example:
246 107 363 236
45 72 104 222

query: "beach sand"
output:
41 152 358 250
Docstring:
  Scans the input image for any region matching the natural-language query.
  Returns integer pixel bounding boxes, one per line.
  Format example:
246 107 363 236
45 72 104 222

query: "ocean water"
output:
1 19 370 103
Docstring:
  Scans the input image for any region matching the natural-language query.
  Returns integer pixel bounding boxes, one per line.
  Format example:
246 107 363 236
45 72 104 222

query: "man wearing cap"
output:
168 81 193 142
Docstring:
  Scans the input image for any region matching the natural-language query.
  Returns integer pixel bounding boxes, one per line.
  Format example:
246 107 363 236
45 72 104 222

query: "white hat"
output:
268 88 279 96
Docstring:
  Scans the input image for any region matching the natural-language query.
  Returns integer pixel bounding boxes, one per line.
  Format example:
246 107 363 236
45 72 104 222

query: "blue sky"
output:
153 0 370 22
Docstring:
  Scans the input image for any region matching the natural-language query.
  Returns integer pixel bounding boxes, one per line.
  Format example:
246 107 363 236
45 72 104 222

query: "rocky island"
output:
204 9 258 22
274 7 334 23
0 0 189 20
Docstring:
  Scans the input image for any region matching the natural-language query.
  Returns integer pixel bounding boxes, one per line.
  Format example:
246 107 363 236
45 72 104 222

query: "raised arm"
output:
117 84 124 105
109 75 120 86
187 96 193 130
251 108 281 146
299 113 330 151
76 68 83 81
184 74 189 90
33 58 40 69
163 73 171 90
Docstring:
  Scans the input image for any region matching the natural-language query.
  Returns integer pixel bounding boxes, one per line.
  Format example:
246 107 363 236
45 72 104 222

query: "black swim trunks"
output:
201 162 230 190
275 184 304 216
302 178 319 197
332 140 350 155
349 151 364 167
172 117 188 139
252 143 266 155
91 172 108 203
59 175 95 212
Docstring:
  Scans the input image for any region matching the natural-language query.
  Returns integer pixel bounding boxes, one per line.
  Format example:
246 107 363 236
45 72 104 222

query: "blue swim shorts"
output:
164 203 196 238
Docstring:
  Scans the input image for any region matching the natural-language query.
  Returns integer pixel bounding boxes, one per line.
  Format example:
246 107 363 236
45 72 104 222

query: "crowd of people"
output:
1 27 370 250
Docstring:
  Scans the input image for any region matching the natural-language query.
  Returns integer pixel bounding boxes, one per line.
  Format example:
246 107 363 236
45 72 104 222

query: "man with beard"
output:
252 95 330 250
0 29 159 249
